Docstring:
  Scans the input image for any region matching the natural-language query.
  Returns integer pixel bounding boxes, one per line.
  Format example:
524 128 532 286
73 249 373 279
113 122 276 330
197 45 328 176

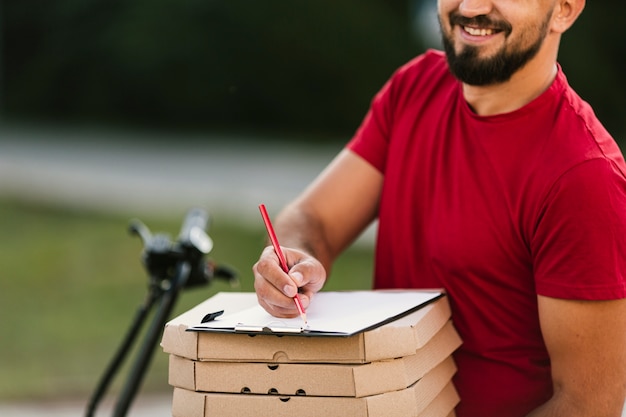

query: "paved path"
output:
0 394 172 417
0 124 341 222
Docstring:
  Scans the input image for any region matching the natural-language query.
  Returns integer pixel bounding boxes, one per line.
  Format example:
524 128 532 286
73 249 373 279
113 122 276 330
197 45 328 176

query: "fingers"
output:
253 246 326 318
289 260 325 301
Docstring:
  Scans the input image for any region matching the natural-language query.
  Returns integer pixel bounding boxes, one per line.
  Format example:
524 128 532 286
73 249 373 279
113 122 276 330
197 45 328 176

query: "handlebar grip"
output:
178 208 213 253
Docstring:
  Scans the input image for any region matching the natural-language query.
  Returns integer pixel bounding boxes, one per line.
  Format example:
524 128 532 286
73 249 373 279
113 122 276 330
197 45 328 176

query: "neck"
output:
462 40 560 116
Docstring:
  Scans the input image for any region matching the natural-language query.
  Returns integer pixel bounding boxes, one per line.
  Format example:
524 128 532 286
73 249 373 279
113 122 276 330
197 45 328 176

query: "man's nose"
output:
458 0 493 18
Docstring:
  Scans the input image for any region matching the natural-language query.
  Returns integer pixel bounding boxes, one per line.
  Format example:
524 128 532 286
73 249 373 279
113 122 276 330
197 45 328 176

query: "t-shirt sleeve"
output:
346 79 394 173
533 158 626 299
347 51 446 174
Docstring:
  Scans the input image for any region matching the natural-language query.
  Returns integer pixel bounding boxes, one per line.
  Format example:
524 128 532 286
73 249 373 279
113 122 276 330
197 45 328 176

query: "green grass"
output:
0 198 373 402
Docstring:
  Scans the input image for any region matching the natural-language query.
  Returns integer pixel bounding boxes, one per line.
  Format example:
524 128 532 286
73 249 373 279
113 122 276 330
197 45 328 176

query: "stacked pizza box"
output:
161 291 462 417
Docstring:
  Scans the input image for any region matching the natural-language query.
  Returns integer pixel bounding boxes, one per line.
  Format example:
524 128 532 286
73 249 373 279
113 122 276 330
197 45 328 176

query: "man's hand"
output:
253 245 326 318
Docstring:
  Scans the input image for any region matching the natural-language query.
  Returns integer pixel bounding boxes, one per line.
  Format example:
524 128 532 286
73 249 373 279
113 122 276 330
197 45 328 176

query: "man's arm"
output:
527 295 626 416
253 149 383 317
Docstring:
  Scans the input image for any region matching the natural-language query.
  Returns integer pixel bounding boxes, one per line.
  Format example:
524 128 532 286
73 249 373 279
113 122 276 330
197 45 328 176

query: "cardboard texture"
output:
168 320 462 397
161 292 452 363
171 356 458 417
417 382 459 417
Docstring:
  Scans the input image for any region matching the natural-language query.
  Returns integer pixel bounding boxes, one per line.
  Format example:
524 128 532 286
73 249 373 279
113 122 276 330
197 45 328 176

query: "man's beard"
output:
440 13 550 86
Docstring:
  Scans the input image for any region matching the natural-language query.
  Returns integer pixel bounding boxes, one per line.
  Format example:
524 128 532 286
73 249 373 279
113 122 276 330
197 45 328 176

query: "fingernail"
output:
291 271 304 285
283 285 296 297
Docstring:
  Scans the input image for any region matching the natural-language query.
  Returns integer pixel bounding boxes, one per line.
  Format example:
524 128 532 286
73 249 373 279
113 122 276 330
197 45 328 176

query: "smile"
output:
463 26 497 37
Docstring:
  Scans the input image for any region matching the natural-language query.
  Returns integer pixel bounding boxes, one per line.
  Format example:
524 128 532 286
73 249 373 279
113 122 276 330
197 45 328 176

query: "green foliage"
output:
3 0 419 136
2 1 624 141
558 1 626 142
0 199 373 400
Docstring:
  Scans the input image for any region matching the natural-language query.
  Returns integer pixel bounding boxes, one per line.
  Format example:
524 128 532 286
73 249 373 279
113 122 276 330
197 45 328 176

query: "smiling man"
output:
252 1 626 416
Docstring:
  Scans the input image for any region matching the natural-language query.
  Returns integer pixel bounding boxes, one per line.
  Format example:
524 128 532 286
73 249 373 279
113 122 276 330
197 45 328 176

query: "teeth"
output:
464 26 494 36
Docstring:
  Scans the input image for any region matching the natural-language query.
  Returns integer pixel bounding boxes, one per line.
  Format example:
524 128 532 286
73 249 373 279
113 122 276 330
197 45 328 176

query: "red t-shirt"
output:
348 50 626 416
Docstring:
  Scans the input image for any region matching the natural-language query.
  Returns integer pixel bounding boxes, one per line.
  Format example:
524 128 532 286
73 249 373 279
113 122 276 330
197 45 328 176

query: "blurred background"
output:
1 0 624 415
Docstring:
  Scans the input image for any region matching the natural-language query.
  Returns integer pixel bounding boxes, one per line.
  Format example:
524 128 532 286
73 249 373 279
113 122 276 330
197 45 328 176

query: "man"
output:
252 0 626 415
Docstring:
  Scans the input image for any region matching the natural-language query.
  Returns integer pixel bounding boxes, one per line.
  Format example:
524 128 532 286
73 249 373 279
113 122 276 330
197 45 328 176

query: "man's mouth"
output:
450 12 512 38
463 26 497 37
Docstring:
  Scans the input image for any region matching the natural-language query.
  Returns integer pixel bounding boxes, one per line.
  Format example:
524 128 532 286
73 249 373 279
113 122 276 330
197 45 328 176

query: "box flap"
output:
172 385 206 417
362 296 452 361
416 382 459 417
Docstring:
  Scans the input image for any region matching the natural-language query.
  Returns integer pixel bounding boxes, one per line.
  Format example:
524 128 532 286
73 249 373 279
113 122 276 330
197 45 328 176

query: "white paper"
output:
189 290 442 336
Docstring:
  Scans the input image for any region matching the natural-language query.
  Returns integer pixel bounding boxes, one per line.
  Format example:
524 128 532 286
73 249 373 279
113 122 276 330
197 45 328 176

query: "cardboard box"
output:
417 382 459 417
169 320 461 397
161 292 451 363
171 356 457 417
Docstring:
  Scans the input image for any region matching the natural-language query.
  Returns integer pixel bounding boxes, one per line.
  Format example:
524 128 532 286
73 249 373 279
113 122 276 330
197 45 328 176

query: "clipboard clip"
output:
201 310 224 323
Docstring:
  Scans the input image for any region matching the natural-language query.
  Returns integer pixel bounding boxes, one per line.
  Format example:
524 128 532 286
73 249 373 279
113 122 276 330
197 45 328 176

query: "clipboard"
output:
187 290 444 337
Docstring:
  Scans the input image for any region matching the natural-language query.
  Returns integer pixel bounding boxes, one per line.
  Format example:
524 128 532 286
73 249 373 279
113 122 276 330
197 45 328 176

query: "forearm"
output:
267 148 382 279
272 202 337 275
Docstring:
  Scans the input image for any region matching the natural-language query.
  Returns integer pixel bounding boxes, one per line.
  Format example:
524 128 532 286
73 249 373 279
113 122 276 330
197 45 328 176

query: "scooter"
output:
85 208 237 417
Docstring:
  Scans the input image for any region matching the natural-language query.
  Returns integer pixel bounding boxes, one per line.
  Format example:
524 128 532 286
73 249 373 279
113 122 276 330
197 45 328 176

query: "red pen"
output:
259 203 308 325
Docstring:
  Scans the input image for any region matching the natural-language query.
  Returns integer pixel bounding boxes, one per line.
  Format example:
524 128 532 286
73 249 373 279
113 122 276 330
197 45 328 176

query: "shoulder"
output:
389 49 452 88
348 50 455 171
396 49 448 73
376 49 457 114
552 68 623 165
530 67 626 184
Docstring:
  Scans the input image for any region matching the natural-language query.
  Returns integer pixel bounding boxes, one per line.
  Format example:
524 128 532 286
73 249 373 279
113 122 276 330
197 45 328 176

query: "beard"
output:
440 13 550 86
